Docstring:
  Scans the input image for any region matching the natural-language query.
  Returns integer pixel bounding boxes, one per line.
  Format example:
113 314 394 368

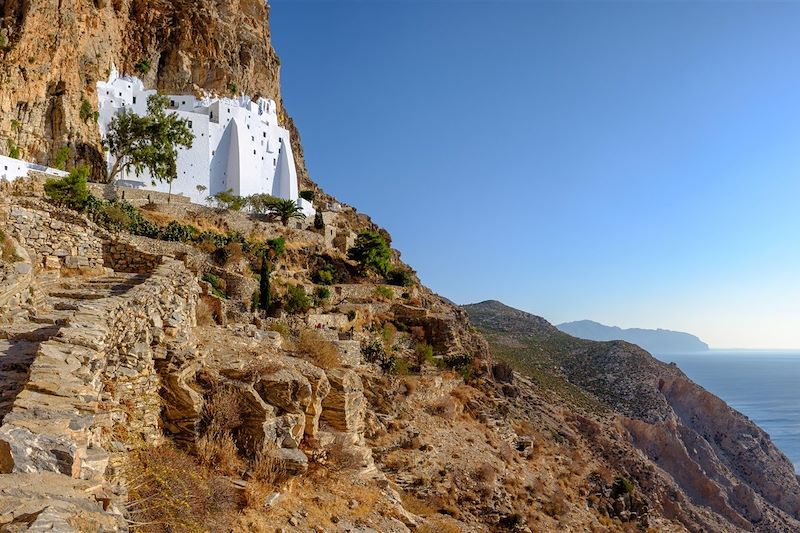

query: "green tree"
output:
284 285 311 314
6 140 20 159
104 95 194 189
348 230 391 276
44 166 91 210
268 199 306 226
247 193 280 215
313 211 325 230
209 189 248 211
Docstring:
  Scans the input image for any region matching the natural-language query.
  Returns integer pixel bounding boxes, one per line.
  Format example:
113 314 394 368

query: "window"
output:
263 132 266 138
210 111 214 120
170 100 175 107
212 150 215 155
182 101 186 105
251 136 254 141
227 108 231 114
132 96 136 104
253 150 256 155
188 121 193 129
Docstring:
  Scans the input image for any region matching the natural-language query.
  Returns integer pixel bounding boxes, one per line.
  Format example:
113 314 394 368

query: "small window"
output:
170 100 175 107
188 121 193 129
253 150 256 155
212 150 215 156
4 166 7 171
210 111 214 120
182 101 186 105
263 132 266 138
132 96 137 104
251 136 254 141
227 109 231 114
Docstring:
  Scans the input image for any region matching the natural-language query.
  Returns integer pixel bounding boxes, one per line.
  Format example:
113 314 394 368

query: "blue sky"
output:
271 1 800 349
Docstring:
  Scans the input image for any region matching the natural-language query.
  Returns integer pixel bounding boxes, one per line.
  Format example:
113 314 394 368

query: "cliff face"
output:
0 0 302 180
465 300 800 532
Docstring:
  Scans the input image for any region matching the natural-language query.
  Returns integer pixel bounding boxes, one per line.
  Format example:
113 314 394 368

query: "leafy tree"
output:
348 230 391 276
247 193 280 215
299 190 315 202
313 211 325 230
44 166 91 210
268 199 306 226
104 95 194 191
208 189 247 211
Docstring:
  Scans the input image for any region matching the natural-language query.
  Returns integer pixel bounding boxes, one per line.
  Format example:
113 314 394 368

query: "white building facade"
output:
0 155 68 183
96 68 313 215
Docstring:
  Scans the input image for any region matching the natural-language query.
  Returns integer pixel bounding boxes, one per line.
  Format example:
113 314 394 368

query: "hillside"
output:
465 300 800 532
558 319 710 353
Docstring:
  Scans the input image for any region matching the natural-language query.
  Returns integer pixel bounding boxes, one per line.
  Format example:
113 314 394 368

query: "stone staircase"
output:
0 272 148 425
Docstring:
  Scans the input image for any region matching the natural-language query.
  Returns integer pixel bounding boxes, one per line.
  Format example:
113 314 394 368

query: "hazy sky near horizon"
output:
271 1 800 349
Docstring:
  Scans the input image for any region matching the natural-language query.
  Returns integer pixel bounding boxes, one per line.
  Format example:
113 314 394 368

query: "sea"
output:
653 350 800 473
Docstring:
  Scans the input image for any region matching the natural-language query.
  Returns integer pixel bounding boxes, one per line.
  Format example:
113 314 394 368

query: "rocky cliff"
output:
0 0 313 184
465 300 800 532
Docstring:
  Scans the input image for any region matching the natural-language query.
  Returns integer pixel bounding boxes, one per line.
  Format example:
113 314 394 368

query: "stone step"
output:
28 312 71 326
48 290 108 300
0 324 61 342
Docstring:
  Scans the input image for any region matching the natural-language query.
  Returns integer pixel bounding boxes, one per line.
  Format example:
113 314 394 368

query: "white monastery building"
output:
96 67 314 215
0 155 68 183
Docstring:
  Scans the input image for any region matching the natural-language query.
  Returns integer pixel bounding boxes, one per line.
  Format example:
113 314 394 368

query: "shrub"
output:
134 58 151 74
52 145 69 170
348 230 392 276
314 286 331 301
299 190 315 202
44 166 90 210
296 329 340 369
6 139 19 159
613 477 635 495
284 284 311 314
161 220 198 242
228 82 238 95
415 342 436 366
209 189 248 211
314 211 325 230
79 99 94 123
362 338 395 373
373 286 394 300
387 267 414 287
98 203 131 229
314 267 334 285
202 273 227 299
125 445 239 533
265 320 290 337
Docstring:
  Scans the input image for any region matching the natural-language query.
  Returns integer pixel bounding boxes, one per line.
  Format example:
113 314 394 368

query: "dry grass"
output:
0 230 19 263
195 298 217 326
426 395 458 419
325 433 364 472
124 445 240 532
296 329 341 370
196 385 244 476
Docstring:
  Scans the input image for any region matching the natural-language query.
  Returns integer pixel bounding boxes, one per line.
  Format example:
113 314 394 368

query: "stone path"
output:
0 272 148 423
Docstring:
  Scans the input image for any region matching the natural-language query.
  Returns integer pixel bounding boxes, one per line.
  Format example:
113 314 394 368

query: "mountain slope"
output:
465 300 800 532
558 319 709 353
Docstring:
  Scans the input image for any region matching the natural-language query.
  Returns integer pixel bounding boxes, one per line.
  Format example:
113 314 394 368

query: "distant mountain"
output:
556 319 709 353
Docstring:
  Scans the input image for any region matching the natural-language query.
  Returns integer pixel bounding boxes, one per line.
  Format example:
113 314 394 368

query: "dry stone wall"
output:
0 258 198 530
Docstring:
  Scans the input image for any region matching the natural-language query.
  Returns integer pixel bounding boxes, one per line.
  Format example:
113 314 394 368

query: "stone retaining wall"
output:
0 259 198 527
1 202 105 273
0 239 35 322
